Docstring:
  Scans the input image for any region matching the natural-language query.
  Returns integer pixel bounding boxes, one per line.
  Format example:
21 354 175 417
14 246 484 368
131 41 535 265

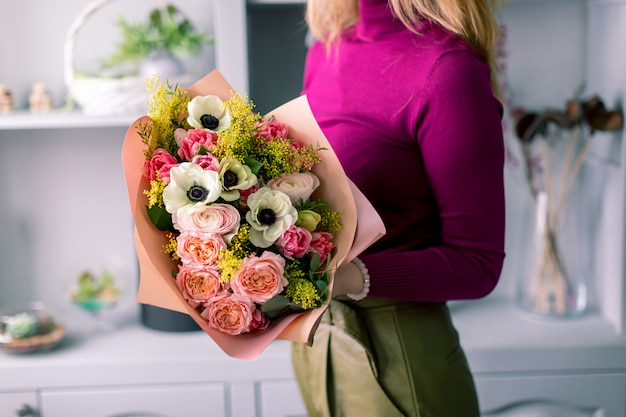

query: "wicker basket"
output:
63 0 151 116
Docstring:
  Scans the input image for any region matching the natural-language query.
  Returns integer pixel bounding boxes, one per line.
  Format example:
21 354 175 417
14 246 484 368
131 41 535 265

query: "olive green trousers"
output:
292 298 479 417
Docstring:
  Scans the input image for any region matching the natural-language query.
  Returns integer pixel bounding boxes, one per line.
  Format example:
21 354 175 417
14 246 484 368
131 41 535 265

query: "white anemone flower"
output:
219 157 258 202
162 162 222 214
187 95 231 133
245 187 298 248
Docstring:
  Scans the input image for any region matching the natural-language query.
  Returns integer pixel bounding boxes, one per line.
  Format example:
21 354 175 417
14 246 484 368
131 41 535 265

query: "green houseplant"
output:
106 3 211 73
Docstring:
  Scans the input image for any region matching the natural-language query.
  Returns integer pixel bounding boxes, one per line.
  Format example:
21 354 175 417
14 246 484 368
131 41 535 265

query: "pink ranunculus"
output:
230 252 288 304
256 117 289 141
201 293 254 335
187 128 218 146
176 263 223 308
174 203 241 243
177 230 226 266
310 231 334 262
177 129 219 161
276 225 312 260
249 308 270 332
192 153 220 171
143 148 178 182
266 172 320 204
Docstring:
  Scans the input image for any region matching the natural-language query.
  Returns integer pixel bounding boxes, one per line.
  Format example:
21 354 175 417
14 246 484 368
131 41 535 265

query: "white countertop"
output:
2 297 626 392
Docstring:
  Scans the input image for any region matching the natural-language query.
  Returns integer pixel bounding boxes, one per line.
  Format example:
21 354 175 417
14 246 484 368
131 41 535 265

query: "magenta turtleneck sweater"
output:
302 0 506 302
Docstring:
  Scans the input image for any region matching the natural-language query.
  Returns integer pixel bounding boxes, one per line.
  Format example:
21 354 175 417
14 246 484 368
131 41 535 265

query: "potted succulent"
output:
70 269 123 313
0 303 65 353
106 3 212 78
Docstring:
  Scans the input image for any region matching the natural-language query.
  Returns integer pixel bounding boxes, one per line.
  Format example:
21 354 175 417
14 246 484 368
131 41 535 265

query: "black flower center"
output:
258 208 276 225
187 185 209 202
200 114 220 130
223 170 238 188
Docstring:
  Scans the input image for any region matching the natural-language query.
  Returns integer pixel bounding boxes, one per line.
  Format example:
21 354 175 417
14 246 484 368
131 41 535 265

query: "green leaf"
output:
146 205 173 231
315 280 328 294
244 158 263 175
261 295 307 318
260 295 292 318
309 253 321 278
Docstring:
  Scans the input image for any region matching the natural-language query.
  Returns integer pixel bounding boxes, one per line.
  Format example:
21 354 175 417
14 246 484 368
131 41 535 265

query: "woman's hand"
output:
331 260 367 297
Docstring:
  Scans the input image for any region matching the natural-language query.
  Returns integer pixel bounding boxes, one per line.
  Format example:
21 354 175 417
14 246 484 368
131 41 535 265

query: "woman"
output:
292 0 506 416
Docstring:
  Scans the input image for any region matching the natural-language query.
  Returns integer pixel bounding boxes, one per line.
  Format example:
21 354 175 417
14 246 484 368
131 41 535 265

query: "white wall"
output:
0 127 137 319
585 0 626 331
0 0 615 317
0 0 216 321
496 0 588 298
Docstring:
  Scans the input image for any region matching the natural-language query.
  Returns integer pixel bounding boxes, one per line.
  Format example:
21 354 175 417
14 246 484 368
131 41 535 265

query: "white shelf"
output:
451 297 626 374
1 298 625 392
0 110 142 131
0 313 296 392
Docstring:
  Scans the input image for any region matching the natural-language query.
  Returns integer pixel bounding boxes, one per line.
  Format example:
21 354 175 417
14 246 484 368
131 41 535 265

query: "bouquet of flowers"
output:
123 70 385 359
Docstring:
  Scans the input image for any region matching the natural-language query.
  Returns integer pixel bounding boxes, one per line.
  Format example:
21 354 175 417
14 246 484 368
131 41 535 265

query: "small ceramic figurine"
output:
0 84 13 113
29 82 52 112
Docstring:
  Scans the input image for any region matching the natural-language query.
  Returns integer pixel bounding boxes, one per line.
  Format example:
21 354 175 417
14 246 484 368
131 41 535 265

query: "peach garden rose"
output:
201 293 254 335
176 264 223 308
177 230 226 266
230 251 288 304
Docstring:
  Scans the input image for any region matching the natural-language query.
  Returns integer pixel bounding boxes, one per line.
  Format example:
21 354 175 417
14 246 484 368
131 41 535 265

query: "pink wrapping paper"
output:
122 70 385 359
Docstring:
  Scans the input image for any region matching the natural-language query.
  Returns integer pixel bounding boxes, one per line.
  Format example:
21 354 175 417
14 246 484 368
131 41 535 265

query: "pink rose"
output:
256 117 289 141
143 148 178 182
276 225 312 260
249 308 270 332
238 184 260 209
310 231 334 262
177 230 226 266
192 153 220 171
174 204 240 242
177 129 218 161
230 252 288 304
266 172 320 204
176 264 223 308
201 293 254 335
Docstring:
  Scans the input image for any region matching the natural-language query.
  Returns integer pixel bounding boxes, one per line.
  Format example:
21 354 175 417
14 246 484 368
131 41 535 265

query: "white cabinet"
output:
258 380 307 417
476 374 626 417
0 392 38 417
0 321 308 417
40 384 226 417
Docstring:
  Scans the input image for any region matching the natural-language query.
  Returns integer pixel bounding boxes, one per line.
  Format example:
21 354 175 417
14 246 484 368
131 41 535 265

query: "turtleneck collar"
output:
354 0 411 40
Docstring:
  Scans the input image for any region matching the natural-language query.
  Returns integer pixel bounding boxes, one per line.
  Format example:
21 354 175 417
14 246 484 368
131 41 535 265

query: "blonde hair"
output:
305 0 503 93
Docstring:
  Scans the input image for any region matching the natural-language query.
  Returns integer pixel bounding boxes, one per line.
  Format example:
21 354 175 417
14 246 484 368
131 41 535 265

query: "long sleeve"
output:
363 50 505 302
302 11 505 303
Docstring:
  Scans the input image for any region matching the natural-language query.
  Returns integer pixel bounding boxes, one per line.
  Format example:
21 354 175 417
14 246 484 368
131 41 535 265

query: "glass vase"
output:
515 127 591 318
